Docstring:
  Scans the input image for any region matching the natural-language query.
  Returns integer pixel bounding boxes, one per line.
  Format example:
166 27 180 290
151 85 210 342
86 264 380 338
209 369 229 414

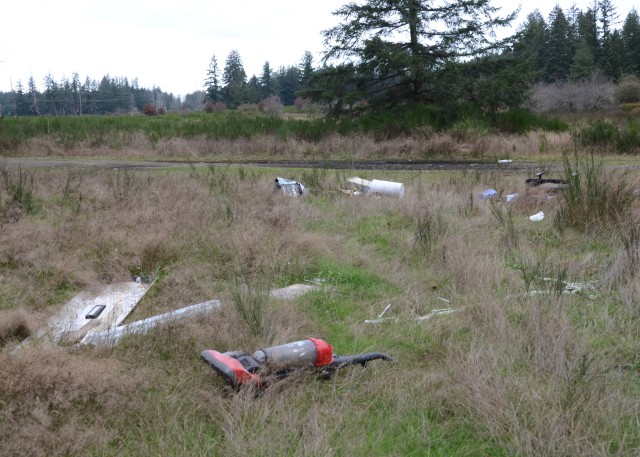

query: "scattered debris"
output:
270 284 319 300
523 278 597 299
415 307 460 321
505 193 519 203
201 338 392 389
346 177 405 198
526 172 568 189
274 177 305 196
364 305 464 324
529 211 545 221
20 278 154 347
498 159 513 164
479 189 498 200
82 299 221 346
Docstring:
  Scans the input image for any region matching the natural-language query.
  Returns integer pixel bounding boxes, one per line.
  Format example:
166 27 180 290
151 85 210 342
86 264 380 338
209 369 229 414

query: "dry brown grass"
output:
12 129 581 162
1 161 639 456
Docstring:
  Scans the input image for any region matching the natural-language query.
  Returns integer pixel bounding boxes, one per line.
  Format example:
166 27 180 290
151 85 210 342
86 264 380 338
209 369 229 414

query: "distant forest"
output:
0 1 638 117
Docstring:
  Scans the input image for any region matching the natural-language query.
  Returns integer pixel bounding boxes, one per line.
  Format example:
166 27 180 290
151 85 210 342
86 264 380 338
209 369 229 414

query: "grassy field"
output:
1 147 639 456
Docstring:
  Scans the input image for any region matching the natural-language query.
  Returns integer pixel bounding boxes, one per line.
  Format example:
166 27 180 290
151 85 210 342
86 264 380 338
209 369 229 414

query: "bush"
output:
615 75 640 103
576 119 619 147
142 104 157 116
261 95 283 117
528 73 616 112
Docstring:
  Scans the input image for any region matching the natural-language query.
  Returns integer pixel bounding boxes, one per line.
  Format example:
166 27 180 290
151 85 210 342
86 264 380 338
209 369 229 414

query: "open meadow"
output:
1 113 640 456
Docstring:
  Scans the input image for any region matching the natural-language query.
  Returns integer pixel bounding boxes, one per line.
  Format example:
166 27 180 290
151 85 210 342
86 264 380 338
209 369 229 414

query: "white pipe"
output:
82 300 221 346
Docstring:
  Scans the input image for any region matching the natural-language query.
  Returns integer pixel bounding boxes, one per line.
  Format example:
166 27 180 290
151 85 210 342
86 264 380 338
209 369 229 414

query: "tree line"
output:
1 1 638 118
0 73 188 117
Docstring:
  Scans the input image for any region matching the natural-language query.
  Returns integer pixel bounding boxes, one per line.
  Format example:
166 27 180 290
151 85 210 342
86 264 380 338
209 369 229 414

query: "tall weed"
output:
555 151 636 233
0 165 37 213
228 275 275 343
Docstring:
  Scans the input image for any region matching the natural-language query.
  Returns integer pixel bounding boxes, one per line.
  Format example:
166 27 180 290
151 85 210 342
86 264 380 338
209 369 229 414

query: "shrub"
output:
262 95 284 117
528 73 616 112
142 104 157 116
576 119 619 147
615 75 640 103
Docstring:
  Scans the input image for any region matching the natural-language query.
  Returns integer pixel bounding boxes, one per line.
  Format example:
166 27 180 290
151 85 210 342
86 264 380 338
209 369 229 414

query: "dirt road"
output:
1 157 543 172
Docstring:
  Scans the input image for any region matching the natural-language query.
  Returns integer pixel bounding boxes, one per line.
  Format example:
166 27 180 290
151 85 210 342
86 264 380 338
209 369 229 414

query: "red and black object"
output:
200 338 391 388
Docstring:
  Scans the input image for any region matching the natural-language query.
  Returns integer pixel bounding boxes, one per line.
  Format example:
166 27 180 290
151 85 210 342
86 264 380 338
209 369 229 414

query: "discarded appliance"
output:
346 177 405 198
82 299 221 346
479 188 498 200
201 338 391 389
529 211 545 221
274 177 305 196
526 172 568 188
23 278 154 346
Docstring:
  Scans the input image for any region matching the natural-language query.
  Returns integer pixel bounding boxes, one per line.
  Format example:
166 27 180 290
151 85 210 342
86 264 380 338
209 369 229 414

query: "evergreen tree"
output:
27 76 40 116
298 51 314 90
570 38 597 79
43 73 58 115
513 11 547 78
14 80 30 116
598 0 618 41
204 55 221 103
320 0 517 110
246 75 261 104
601 29 626 80
545 5 574 81
260 61 274 99
622 9 640 75
222 50 247 108
277 66 300 106
578 8 600 65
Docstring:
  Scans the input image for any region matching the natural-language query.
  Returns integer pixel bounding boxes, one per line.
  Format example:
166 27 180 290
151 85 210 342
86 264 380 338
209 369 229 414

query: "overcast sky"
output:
0 0 636 98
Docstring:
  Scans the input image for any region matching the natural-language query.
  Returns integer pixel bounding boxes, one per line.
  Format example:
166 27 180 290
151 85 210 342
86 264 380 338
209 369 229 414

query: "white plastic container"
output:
368 179 405 198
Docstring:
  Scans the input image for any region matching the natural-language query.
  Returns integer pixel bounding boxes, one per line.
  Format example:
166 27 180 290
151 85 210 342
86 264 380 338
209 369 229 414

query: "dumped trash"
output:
20 277 154 347
270 284 319 300
201 338 391 389
82 299 221 346
526 172 568 188
523 278 597 299
364 304 464 324
274 177 305 196
479 188 498 200
346 177 405 198
505 193 519 203
529 211 545 221
498 159 513 164
415 307 459 321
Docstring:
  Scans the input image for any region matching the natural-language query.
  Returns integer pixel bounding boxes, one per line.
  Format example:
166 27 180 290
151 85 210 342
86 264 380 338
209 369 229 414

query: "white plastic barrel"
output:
368 179 405 198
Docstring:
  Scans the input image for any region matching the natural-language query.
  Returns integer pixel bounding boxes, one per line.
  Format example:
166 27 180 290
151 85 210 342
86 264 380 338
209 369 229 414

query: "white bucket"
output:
368 179 405 198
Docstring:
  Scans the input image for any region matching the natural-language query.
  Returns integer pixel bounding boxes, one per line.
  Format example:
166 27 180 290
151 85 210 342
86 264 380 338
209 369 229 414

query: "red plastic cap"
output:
308 338 334 366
